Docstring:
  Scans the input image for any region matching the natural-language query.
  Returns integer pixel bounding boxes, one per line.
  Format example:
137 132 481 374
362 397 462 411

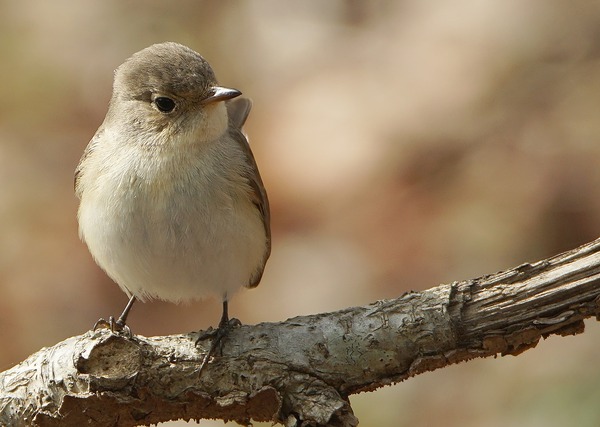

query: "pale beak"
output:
201 86 242 105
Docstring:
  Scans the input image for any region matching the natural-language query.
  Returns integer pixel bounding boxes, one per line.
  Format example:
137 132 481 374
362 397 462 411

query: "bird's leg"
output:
115 295 136 329
197 299 240 373
219 299 229 328
93 296 136 337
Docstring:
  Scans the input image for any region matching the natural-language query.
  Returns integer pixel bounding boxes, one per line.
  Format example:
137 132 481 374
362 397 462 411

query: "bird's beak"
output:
201 86 242 105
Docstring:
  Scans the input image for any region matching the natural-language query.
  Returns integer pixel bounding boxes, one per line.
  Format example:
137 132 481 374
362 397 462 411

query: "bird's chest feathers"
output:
95 144 249 249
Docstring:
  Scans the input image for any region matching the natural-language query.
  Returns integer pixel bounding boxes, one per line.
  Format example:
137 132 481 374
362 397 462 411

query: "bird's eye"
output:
154 97 176 113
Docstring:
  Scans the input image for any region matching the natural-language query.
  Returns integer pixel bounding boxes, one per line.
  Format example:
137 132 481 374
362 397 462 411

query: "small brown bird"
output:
75 42 270 361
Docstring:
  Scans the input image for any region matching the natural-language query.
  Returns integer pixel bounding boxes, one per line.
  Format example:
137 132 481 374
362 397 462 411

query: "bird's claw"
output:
93 316 132 337
196 318 241 373
195 318 241 342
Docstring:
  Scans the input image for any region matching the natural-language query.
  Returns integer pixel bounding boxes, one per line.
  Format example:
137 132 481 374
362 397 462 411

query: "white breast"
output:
78 130 266 303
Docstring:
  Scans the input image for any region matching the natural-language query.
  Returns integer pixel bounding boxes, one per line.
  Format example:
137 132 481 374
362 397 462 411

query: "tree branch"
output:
2 238 600 427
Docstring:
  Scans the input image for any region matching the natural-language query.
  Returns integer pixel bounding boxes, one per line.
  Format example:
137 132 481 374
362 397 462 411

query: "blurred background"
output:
2 1 600 426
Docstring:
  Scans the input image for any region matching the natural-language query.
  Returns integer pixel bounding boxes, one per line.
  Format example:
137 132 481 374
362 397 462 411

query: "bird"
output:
74 42 271 364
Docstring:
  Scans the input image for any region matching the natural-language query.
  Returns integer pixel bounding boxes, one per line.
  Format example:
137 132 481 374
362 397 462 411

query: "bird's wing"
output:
227 97 271 287
74 128 104 199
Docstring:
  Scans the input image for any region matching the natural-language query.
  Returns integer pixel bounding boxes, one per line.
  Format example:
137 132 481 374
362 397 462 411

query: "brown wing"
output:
227 98 271 287
74 128 104 199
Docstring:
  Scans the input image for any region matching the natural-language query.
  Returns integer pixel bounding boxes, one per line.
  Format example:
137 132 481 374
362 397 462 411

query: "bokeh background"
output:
2 1 600 426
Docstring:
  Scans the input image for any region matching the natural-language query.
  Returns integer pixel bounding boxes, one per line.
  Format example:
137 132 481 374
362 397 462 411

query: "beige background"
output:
1 1 600 426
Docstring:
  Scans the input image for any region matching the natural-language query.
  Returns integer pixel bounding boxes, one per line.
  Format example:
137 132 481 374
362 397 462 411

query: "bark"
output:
2 238 600 427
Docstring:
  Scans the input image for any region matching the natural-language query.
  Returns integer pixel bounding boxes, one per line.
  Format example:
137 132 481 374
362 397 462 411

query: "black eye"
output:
154 97 176 113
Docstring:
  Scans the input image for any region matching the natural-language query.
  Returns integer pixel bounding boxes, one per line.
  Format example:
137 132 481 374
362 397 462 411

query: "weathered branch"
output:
2 238 600 427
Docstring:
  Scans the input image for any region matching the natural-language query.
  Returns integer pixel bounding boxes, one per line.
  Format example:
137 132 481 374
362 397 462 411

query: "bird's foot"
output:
93 316 132 337
196 318 241 373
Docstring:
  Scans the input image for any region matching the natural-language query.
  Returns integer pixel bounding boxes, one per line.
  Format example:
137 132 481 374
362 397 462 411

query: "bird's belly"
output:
79 181 266 303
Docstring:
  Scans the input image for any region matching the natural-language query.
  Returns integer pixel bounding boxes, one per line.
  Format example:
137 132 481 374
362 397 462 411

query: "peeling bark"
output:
2 238 600 426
